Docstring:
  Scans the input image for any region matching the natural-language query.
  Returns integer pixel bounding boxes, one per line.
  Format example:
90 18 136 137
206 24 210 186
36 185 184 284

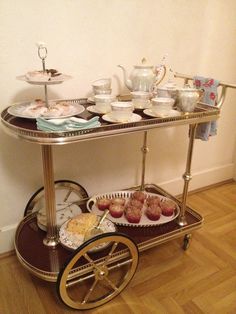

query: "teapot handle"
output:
153 65 166 88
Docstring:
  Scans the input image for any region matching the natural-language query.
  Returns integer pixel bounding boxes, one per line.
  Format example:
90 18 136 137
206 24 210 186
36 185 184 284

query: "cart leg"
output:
41 145 59 247
178 124 197 226
183 234 192 250
140 131 149 191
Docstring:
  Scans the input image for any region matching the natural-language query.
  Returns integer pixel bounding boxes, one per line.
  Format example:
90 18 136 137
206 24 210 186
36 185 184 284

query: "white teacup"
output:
94 94 115 113
92 78 111 95
151 97 175 115
130 91 151 109
111 101 134 122
93 88 112 95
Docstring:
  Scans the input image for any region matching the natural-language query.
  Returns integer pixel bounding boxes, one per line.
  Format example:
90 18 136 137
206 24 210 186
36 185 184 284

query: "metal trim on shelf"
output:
1 100 220 145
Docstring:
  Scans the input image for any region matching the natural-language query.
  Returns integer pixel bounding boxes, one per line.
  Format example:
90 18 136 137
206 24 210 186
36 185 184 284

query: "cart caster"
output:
24 180 88 217
57 232 139 310
183 234 192 250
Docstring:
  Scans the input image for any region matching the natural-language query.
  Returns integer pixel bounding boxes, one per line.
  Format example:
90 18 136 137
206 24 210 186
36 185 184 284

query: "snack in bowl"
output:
66 213 98 234
25 69 61 81
59 212 116 251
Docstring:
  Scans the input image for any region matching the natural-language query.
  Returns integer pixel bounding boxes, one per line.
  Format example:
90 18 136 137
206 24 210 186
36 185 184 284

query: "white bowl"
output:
111 101 134 122
151 97 175 115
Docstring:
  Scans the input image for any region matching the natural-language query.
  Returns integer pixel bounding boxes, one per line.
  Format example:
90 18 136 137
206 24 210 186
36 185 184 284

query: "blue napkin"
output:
193 76 219 141
36 116 101 132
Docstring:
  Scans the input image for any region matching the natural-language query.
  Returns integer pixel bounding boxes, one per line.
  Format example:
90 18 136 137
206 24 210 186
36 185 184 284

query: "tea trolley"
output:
1 73 235 310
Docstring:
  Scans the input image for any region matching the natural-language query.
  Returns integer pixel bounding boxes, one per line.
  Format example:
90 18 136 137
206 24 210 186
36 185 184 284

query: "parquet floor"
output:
0 182 236 314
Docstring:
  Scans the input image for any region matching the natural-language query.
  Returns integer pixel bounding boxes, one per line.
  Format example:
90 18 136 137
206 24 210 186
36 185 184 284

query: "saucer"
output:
87 96 95 103
102 113 142 123
87 105 111 115
143 108 181 118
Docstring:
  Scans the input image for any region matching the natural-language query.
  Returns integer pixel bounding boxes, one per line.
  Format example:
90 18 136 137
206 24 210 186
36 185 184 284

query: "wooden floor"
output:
0 182 236 314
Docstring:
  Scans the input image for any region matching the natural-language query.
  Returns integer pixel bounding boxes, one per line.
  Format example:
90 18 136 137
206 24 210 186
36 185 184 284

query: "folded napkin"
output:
36 116 101 132
193 76 219 141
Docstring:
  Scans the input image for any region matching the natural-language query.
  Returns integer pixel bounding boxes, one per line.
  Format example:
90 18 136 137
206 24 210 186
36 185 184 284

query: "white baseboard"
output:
0 223 18 255
158 163 234 196
0 163 234 254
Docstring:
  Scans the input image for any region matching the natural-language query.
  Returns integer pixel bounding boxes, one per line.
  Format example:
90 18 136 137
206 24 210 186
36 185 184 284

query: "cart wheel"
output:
57 232 139 310
183 234 192 250
24 180 88 217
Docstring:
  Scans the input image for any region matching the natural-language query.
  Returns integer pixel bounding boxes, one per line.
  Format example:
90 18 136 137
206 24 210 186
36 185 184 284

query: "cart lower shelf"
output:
15 184 203 282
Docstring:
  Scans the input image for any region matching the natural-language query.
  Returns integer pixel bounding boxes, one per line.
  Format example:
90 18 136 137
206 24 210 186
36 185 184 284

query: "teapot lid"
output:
178 84 199 92
134 57 153 69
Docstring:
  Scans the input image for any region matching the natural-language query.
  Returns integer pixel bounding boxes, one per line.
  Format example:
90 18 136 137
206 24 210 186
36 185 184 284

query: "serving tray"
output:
87 190 180 227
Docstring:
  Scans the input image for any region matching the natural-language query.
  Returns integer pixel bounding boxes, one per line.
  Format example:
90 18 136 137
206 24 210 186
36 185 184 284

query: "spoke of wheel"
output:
81 278 99 304
63 188 73 202
103 241 119 266
84 253 118 291
83 253 101 272
103 275 119 291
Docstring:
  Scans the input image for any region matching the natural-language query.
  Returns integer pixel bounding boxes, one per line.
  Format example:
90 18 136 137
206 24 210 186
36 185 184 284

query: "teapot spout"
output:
117 65 132 91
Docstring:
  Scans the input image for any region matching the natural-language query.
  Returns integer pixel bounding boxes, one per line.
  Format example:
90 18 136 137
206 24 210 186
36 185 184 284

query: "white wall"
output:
0 0 236 253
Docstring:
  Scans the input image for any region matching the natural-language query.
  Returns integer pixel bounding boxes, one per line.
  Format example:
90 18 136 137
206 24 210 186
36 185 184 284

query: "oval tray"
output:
87 190 180 227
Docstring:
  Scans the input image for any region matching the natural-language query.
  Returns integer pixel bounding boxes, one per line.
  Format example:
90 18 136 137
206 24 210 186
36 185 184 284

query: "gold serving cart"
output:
1 74 235 310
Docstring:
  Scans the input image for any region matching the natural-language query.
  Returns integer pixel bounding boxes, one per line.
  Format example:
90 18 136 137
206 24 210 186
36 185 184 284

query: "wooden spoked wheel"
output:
24 180 88 217
57 232 139 310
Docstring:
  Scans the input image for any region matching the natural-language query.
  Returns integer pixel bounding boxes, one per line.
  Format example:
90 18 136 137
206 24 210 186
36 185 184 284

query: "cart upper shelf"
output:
1 99 220 145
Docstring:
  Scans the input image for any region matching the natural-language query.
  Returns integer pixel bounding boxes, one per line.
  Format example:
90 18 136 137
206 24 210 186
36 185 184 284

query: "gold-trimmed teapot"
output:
118 58 166 92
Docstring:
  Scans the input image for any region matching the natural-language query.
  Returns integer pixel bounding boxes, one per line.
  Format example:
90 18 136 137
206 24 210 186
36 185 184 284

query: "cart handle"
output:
174 72 236 109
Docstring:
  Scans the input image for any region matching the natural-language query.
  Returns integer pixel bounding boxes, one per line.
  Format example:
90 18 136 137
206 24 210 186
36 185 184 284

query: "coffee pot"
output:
118 58 166 92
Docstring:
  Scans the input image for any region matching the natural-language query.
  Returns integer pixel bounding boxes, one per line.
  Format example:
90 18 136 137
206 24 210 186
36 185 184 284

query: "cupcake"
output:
125 207 142 224
109 204 125 218
111 197 126 206
131 191 146 203
146 205 161 221
160 199 176 216
126 199 143 210
146 196 161 207
96 198 111 211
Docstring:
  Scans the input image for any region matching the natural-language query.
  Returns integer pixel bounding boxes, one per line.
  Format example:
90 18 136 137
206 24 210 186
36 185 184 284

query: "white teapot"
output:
177 85 204 112
118 58 166 92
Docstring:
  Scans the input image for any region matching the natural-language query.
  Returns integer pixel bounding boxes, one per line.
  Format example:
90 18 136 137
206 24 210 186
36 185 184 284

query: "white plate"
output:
87 105 111 115
59 217 116 251
16 74 72 85
37 203 82 231
8 101 85 119
87 190 180 227
102 113 142 123
143 108 181 118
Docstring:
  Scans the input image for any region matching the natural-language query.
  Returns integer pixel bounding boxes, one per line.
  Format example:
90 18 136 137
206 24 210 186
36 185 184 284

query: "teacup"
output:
151 97 175 115
92 78 111 95
110 101 134 122
130 91 151 109
94 94 115 113
93 88 112 95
